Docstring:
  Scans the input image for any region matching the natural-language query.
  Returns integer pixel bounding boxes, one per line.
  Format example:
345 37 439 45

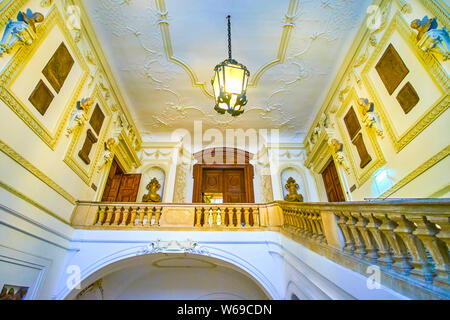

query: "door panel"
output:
116 174 142 202
224 169 245 203
322 160 346 202
202 170 223 194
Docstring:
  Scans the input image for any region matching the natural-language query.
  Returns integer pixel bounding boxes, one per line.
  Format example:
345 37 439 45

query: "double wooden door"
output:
202 169 246 203
321 159 346 202
101 158 141 202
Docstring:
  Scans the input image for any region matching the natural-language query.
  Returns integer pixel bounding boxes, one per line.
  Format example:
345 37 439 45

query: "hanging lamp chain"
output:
227 15 232 60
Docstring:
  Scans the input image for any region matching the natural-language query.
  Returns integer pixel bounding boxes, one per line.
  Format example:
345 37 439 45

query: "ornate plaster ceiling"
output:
82 0 372 142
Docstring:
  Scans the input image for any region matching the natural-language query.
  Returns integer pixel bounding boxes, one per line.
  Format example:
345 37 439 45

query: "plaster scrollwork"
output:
137 239 210 256
357 98 384 138
66 98 94 137
0 9 44 57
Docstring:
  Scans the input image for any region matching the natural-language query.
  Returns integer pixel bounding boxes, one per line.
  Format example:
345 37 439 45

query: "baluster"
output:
335 211 355 254
212 207 218 227
308 211 320 241
146 207 154 227
355 213 378 264
346 212 366 258
228 208 235 227
313 211 325 243
217 207 222 226
105 206 114 226
411 215 449 282
375 213 412 276
243 208 250 227
238 208 245 228
154 207 162 226
120 206 130 226
252 208 259 227
129 206 138 227
138 207 146 226
390 214 434 282
96 206 106 226
427 216 450 249
113 206 122 226
195 208 202 227
366 213 393 268
297 210 307 235
204 208 211 227
304 211 315 239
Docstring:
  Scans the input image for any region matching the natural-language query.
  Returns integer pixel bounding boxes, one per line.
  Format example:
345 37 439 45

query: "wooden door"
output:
223 169 245 203
322 159 346 202
202 169 223 194
116 174 142 202
102 158 124 202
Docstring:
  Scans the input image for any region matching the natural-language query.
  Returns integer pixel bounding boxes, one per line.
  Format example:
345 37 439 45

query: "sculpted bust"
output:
142 178 162 203
284 177 304 203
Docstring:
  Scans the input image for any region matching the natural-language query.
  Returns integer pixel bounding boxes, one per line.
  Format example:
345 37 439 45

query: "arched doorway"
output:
192 148 255 203
67 253 270 300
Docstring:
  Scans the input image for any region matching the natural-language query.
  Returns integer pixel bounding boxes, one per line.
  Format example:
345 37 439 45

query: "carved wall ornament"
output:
97 138 118 172
142 178 162 203
284 177 304 203
411 16 450 60
0 9 44 57
329 139 350 174
137 239 209 256
66 98 94 136
40 0 53 8
357 98 384 137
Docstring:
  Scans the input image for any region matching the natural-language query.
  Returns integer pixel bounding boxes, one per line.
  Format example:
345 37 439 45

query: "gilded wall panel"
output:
336 89 386 186
0 7 89 150
361 12 449 153
63 85 112 186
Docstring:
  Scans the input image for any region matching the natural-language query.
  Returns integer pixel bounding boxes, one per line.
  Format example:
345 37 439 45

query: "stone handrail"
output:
71 202 278 230
71 199 450 298
277 199 450 297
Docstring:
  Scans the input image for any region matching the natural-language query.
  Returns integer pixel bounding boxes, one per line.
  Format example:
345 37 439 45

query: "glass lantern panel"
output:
224 65 245 95
212 71 220 100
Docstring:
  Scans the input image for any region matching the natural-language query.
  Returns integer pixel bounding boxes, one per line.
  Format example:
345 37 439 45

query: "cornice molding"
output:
0 180 70 225
0 0 28 27
74 0 142 148
379 144 450 199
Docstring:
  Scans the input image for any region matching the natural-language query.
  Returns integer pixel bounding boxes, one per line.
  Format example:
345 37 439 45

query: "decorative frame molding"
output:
0 7 89 150
0 139 76 204
335 88 386 187
361 12 449 153
0 0 28 27
379 144 450 198
420 0 449 29
63 85 112 186
154 0 299 98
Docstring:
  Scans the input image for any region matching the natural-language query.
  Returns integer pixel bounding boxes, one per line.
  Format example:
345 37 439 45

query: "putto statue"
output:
411 16 449 60
142 178 162 203
66 98 94 136
0 9 44 56
284 177 304 203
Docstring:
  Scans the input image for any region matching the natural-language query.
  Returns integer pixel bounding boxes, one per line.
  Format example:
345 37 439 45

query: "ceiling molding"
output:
154 0 300 98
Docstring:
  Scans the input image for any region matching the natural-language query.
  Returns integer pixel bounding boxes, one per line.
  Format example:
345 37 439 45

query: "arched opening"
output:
67 253 271 300
192 148 255 203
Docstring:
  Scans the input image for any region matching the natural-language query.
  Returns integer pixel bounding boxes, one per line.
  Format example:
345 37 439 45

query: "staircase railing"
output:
71 199 450 298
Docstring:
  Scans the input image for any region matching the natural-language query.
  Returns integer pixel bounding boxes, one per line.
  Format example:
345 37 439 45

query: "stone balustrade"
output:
71 199 449 297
